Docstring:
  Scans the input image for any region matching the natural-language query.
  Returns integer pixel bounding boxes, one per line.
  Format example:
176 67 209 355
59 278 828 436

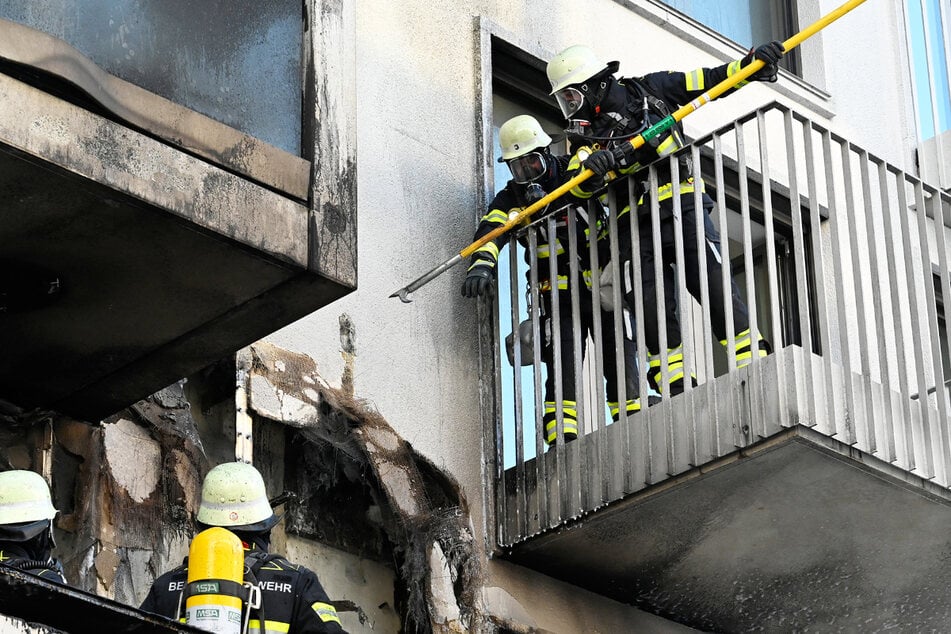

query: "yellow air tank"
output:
184 527 245 633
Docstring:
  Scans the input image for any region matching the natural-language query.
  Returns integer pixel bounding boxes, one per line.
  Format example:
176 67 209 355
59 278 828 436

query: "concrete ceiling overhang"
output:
0 22 354 421
505 426 951 632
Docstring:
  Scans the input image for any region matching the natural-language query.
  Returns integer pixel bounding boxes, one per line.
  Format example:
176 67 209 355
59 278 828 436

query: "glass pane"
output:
662 0 775 46
0 0 303 154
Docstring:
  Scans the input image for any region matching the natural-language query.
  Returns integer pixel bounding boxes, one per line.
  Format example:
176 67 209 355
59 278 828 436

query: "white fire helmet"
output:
498 115 553 161
196 462 278 531
546 44 610 94
0 470 57 525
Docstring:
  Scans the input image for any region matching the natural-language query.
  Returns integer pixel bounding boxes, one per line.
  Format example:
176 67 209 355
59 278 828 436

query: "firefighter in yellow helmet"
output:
462 114 641 445
0 470 66 584
140 462 345 633
547 43 780 394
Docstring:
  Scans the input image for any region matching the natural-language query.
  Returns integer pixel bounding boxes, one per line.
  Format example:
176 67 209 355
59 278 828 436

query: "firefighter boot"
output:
544 400 578 445
609 399 641 422
724 329 771 368
648 346 696 396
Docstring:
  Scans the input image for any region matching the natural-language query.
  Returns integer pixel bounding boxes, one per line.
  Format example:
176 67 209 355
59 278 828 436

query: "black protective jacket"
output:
470 154 604 291
0 543 67 584
140 550 345 634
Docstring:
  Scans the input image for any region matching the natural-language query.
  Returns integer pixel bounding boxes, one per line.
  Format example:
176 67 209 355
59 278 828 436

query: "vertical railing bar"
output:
876 161 902 464
895 173 924 472
527 230 549 530
920 189 951 485
783 111 813 356
840 142 874 453
507 234 525 539
583 198 609 507
909 178 937 478
929 189 951 484
757 113 782 349
692 143 714 464
606 187 632 496
670 155 691 470
758 110 785 431
547 215 567 524
821 129 857 445
858 149 887 456
783 110 813 430
649 164 668 481
628 176 652 490
566 208 589 516
737 121 759 440
692 145 715 384
713 134 734 454
802 120 837 438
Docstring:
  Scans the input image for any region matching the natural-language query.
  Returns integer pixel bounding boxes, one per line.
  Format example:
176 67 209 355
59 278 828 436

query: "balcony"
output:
0 18 355 421
492 103 951 630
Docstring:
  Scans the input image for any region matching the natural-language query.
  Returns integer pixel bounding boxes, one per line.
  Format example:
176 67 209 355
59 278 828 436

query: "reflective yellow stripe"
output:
727 59 749 87
656 178 704 202
544 401 578 420
482 209 509 224
657 134 679 158
473 241 499 261
545 418 579 431
312 602 342 625
608 399 641 417
685 68 704 92
536 241 564 258
247 620 290 634
538 275 570 292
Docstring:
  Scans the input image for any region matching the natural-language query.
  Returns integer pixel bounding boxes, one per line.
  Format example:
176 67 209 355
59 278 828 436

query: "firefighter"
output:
0 470 66 584
547 43 781 394
462 114 640 445
140 462 345 633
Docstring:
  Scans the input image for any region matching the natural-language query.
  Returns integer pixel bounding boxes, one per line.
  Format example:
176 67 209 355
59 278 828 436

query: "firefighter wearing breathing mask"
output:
0 470 66 584
140 462 344 633
547 43 781 395
461 114 640 445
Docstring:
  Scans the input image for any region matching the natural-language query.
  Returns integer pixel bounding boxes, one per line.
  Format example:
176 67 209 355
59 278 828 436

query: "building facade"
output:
0 0 948 632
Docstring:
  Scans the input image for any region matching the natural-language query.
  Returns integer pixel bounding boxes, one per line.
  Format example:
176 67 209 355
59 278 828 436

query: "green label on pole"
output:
641 115 676 142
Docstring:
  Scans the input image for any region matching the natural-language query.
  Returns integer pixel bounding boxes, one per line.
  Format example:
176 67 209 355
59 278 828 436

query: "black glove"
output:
583 149 617 178
461 263 494 298
743 40 784 82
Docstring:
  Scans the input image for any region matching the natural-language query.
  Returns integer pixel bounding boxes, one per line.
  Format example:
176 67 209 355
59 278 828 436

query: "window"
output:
661 0 800 75
907 0 951 140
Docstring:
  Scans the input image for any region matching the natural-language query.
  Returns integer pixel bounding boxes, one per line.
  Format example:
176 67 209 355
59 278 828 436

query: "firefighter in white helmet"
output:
462 114 641 445
547 43 781 394
140 462 345 633
0 470 66 584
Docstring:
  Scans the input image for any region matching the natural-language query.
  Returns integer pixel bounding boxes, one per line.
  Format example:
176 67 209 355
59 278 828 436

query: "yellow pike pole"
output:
390 0 869 302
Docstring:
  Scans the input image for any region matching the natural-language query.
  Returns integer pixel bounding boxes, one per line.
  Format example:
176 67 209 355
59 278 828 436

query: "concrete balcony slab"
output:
504 411 951 631
0 67 352 420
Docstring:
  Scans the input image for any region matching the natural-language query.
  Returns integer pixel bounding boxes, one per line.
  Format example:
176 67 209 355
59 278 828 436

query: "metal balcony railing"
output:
493 101 951 547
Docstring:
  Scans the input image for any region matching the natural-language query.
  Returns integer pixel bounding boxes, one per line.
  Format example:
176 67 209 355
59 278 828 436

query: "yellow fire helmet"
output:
498 115 553 161
546 44 612 94
196 462 278 532
0 470 57 525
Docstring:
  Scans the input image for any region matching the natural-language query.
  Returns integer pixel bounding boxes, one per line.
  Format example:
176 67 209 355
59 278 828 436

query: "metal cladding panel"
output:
0 0 303 155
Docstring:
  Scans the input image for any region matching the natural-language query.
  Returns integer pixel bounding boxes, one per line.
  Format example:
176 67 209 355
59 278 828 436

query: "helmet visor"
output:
507 152 547 184
554 87 586 119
